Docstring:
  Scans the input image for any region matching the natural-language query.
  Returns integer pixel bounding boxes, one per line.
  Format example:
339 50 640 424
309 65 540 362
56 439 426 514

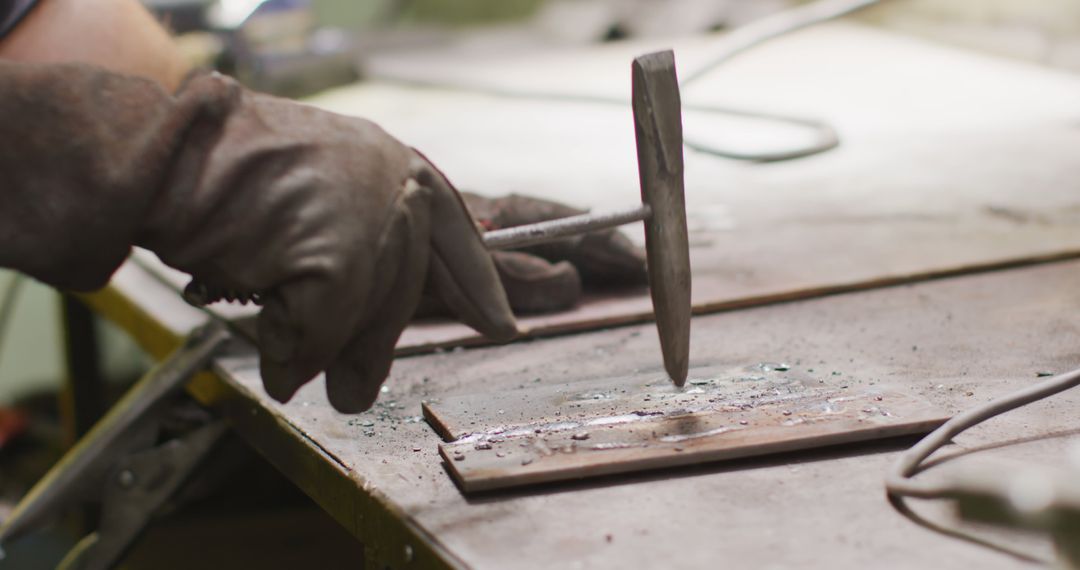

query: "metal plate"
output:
425 365 947 493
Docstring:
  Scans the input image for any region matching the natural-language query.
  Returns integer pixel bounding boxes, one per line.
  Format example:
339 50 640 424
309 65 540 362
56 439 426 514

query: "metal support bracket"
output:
0 322 233 569
58 420 228 570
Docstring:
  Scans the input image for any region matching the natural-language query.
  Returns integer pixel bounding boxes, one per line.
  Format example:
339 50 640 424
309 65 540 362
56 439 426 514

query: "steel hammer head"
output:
632 50 691 387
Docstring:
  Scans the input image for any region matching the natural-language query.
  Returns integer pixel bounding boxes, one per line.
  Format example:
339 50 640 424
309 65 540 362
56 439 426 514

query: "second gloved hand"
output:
460 192 648 314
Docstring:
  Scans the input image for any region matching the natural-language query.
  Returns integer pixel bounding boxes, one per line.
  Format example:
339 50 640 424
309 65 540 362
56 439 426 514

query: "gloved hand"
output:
146 75 521 412
459 193 648 314
0 62 517 412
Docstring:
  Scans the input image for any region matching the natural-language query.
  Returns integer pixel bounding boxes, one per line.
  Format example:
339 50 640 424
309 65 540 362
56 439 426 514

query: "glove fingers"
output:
411 251 584 316
411 292 447 320
492 250 582 314
412 156 518 342
257 273 367 404
325 183 432 413
563 231 648 287
460 192 585 229
461 192 646 288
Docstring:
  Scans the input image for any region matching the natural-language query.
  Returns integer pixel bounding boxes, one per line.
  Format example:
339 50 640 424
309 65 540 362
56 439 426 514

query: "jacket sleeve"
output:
0 0 39 40
0 60 238 290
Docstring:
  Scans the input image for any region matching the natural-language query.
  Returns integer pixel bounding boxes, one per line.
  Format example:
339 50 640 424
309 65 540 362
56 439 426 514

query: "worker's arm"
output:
0 61 517 412
0 0 646 316
0 0 189 90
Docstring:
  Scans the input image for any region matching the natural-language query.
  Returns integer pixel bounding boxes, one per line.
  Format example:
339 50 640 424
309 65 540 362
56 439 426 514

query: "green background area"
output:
0 272 147 404
312 0 542 28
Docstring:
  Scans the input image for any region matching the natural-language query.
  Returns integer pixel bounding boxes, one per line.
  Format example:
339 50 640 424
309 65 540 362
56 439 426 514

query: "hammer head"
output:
632 50 691 387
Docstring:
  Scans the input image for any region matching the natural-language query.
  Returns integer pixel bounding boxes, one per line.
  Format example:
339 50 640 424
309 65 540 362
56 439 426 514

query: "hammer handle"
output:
482 204 651 250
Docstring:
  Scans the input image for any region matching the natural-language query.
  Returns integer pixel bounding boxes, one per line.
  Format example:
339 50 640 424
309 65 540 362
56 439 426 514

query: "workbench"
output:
77 23 1080 569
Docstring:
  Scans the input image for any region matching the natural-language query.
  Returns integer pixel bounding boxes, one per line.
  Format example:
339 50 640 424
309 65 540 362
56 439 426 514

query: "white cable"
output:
375 0 887 162
884 366 1080 563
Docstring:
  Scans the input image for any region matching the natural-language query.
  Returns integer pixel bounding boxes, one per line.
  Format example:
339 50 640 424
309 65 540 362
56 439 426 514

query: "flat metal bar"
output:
482 204 651 250
426 366 947 493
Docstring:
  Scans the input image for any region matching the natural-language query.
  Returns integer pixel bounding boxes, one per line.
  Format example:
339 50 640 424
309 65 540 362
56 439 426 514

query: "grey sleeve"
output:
0 0 40 40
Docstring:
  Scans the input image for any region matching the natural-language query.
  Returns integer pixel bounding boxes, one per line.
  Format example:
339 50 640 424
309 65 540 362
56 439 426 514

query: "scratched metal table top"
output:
97 254 1080 569
81 23 1080 569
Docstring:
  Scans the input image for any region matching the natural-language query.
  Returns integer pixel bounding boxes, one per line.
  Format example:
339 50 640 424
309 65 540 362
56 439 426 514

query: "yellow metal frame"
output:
77 285 464 569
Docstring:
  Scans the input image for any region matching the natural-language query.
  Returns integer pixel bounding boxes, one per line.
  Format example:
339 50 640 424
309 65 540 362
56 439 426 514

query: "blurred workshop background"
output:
0 0 1076 447
1 0 1079 566
3 0 1080 411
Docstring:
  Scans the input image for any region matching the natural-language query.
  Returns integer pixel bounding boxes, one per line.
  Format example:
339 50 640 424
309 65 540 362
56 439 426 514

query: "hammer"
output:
185 51 692 386
482 50 692 387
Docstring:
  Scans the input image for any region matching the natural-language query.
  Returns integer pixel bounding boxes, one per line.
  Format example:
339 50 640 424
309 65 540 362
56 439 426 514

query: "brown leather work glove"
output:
459 193 648 314
0 61 517 413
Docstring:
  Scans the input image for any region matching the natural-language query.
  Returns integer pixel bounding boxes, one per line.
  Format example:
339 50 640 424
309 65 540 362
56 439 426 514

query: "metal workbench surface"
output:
91 254 1080 569
77 23 1080 569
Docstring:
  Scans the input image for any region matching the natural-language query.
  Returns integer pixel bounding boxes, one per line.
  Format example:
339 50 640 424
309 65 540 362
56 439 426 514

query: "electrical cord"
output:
373 0 886 162
677 0 884 85
885 366 1080 563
